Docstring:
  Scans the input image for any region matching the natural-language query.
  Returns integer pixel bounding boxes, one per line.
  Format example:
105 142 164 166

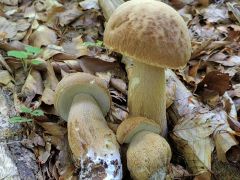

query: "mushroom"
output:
54 72 122 179
117 117 172 180
104 0 191 135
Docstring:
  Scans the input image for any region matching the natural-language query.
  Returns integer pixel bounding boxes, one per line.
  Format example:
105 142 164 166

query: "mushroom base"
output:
67 93 122 179
127 131 171 180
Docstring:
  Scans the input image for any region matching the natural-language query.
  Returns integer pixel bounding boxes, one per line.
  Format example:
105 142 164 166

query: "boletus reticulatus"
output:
54 72 122 179
117 117 172 180
104 0 191 136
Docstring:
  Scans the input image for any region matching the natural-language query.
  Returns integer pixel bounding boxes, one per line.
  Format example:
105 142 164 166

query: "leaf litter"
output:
0 0 240 179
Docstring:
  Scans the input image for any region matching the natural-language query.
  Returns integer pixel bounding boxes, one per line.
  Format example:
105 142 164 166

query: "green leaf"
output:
31 59 43 65
20 106 32 113
25 45 42 55
96 40 103 47
81 41 103 48
31 109 44 116
81 42 96 47
9 116 32 123
7 51 29 59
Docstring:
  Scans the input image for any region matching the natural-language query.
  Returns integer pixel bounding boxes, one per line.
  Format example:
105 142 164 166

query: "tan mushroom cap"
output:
54 72 111 121
104 0 191 69
127 131 172 180
116 117 161 144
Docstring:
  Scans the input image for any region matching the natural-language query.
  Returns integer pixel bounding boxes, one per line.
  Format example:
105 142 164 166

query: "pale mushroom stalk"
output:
128 62 166 135
54 73 122 179
68 93 121 179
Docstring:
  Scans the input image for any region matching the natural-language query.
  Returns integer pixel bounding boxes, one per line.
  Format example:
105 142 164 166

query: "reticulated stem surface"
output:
128 61 167 136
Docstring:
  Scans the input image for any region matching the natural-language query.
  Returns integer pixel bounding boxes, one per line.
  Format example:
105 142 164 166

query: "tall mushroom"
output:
104 0 191 135
117 117 172 180
54 72 122 179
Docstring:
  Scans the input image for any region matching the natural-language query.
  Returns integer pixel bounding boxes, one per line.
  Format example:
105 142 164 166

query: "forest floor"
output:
0 0 240 179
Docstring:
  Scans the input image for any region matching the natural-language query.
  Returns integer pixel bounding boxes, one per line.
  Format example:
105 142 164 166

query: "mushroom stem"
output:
68 93 122 179
128 61 167 136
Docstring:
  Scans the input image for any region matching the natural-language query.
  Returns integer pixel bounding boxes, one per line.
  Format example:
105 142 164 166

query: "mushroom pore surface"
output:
54 73 111 121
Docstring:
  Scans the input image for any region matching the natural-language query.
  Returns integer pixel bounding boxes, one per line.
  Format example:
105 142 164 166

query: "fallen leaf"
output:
110 78 127 95
79 0 100 10
203 4 229 23
41 88 55 105
0 16 17 39
29 25 57 47
58 2 83 26
195 71 232 97
38 122 67 136
0 0 19 6
0 70 13 85
21 69 43 104
62 36 89 57
38 150 51 164
79 56 119 74
169 164 190 179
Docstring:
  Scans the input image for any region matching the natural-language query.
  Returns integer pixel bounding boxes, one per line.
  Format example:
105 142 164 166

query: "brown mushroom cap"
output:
54 72 111 121
116 117 160 144
104 0 191 69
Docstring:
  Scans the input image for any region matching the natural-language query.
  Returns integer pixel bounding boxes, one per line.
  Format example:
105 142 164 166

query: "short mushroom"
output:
54 72 122 179
117 117 172 180
104 0 191 135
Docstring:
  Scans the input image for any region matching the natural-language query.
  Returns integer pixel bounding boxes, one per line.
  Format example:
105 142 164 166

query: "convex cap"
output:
54 73 111 121
104 0 191 68
116 117 161 144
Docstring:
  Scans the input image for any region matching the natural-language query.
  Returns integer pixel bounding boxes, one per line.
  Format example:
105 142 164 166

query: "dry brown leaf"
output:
34 0 62 12
62 36 89 57
29 131 45 147
111 107 128 122
228 84 240 98
0 0 19 6
79 0 100 10
44 61 59 91
194 171 211 180
0 54 13 73
21 69 43 104
94 54 116 63
29 25 57 47
41 45 65 60
41 88 55 105
0 70 13 85
110 78 127 95
203 4 229 23
51 61 75 73
38 122 67 136
58 2 83 26
45 135 64 150
0 16 17 39
169 164 190 179
38 149 51 164
226 146 240 163
198 0 209 7
195 71 232 97
63 60 82 72
79 56 119 74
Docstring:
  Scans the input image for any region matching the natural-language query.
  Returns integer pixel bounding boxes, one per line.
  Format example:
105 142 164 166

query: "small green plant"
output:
9 106 44 123
81 40 104 48
7 45 43 71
